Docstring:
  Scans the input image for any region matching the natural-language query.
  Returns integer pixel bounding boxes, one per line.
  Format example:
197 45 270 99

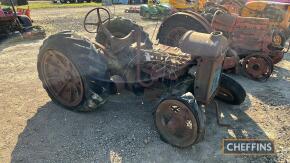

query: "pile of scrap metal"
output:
0 0 45 42
157 0 290 81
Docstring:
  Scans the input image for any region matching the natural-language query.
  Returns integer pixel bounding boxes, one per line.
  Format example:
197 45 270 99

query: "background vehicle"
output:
0 0 45 41
156 1 290 81
140 2 174 19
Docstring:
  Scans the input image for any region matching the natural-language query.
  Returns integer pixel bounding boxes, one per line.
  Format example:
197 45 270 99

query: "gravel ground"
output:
0 5 289 163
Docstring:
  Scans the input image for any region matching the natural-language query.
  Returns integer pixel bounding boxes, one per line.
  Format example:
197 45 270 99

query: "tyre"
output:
154 92 206 148
95 17 152 49
272 30 286 49
37 31 112 112
18 15 32 28
157 13 211 47
216 74 246 105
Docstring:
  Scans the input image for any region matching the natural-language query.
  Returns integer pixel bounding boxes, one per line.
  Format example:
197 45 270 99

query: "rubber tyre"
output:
37 31 111 112
18 15 32 28
157 14 210 47
154 92 206 148
95 17 152 49
216 74 246 105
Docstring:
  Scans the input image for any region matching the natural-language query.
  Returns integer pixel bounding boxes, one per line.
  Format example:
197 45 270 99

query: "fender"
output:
156 11 213 42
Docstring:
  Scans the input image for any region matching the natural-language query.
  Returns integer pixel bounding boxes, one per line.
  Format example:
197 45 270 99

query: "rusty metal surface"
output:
242 54 273 81
269 50 285 64
179 31 228 104
212 13 272 53
179 31 228 57
140 44 192 80
155 99 198 147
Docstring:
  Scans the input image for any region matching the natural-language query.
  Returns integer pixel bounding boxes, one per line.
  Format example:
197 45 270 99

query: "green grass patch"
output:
0 2 101 9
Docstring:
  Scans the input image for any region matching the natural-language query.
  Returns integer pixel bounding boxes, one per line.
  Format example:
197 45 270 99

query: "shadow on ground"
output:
11 92 276 162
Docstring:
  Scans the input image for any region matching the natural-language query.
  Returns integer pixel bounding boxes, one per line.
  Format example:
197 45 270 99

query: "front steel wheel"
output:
154 93 205 148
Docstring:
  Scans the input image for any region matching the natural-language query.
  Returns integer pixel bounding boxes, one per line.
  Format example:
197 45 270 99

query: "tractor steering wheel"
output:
84 7 111 33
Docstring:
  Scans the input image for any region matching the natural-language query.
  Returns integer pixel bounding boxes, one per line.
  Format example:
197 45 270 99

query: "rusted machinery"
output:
0 0 45 42
37 7 246 147
220 1 290 49
157 1 289 81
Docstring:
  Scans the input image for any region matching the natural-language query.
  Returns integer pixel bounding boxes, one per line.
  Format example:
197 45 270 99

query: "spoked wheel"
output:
38 31 110 111
242 54 273 81
154 93 205 148
41 50 84 107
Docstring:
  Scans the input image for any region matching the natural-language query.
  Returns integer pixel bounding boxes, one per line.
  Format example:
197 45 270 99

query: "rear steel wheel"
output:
41 50 84 107
154 93 205 148
38 31 111 111
157 13 211 47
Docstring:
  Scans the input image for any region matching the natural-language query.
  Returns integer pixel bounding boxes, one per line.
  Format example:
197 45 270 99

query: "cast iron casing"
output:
179 31 228 104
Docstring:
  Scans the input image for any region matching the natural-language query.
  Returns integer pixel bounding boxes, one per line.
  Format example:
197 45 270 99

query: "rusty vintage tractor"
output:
219 0 290 49
157 1 289 81
37 7 246 148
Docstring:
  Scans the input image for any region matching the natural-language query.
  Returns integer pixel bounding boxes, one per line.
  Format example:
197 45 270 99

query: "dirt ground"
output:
0 5 289 163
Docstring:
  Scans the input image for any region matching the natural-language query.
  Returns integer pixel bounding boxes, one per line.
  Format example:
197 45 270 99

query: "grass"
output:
0 2 101 9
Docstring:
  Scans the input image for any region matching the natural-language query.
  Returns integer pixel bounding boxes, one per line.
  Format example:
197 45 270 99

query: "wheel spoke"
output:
57 81 69 96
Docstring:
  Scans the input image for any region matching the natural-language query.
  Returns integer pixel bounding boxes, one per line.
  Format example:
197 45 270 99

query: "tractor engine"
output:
107 30 228 104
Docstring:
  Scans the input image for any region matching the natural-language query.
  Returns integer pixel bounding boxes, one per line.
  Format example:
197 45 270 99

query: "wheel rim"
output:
217 87 234 102
41 50 84 107
272 33 283 48
155 99 198 147
165 27 187 47
242 55 273 81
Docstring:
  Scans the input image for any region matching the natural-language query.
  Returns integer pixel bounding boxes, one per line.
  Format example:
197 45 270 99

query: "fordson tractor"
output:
37 7 246 147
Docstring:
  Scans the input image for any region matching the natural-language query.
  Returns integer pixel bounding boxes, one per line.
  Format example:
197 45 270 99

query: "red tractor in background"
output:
157 1 290 81
0 0 45 42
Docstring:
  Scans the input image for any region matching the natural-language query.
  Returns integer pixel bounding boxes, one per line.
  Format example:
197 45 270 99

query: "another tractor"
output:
0 0 45 42
37 7 246 147
157 1 290 81
140 0 174 19
220 0 290 47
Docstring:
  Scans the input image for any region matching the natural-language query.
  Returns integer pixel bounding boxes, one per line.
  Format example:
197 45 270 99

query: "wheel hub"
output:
242 54 273 81
155 99 198 147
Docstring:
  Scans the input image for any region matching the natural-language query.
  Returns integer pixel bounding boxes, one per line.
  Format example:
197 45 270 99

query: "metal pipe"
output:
135 28 154 87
